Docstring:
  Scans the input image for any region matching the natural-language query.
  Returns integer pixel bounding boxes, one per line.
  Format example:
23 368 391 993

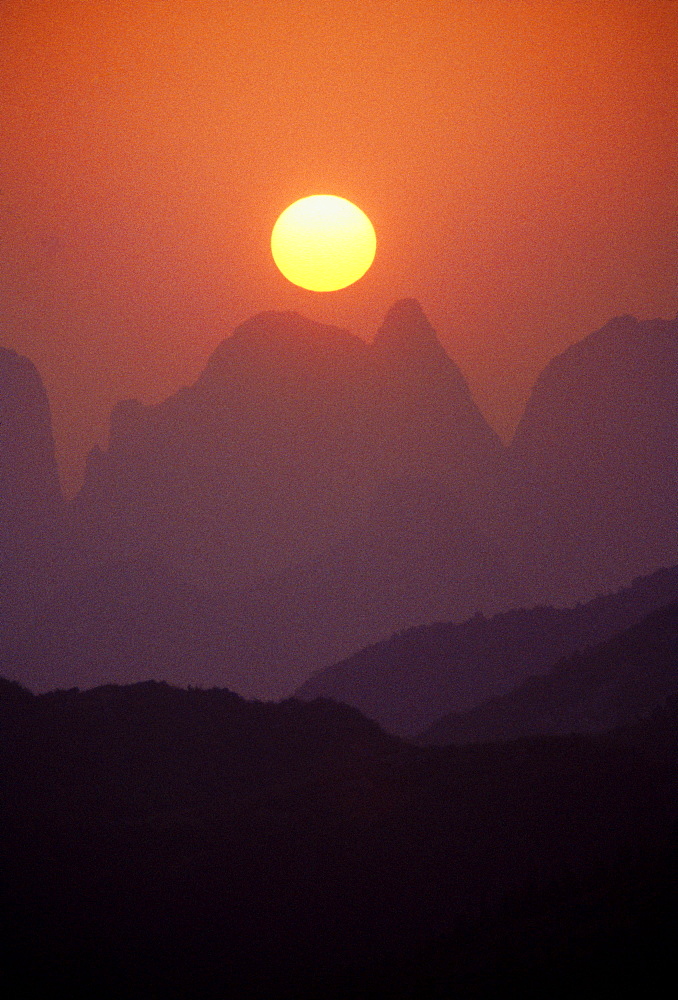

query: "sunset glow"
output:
1 0 676 495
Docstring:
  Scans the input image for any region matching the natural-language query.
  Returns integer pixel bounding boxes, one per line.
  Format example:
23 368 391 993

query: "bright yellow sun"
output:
271 195 376 292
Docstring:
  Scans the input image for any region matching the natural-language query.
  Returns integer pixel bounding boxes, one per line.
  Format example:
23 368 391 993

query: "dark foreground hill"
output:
296 563 678 736
421 601 678 745
1 679 676 998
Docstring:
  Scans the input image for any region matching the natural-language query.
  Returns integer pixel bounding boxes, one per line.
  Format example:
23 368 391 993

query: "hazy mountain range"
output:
420 600 678 745
1 301 676 699
297 564 678 736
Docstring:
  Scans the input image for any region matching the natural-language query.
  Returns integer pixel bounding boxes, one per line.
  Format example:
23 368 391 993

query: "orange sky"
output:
1 0 677 494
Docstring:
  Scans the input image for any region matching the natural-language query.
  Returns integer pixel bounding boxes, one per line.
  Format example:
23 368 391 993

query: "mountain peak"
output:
231 309 349 343
373 298 441 357
0 347 61 502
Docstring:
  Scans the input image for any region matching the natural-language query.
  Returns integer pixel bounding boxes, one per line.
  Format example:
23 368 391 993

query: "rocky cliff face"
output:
420 600 678 745
297 563 678 737
0 347 62 611
372 298 503 482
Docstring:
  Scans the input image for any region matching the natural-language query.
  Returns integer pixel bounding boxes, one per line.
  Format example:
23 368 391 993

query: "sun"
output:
271 195 376 292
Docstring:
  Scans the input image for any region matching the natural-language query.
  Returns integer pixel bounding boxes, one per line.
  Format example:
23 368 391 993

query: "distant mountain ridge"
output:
420 600 678 745
67 299 502 590
296 564 678 736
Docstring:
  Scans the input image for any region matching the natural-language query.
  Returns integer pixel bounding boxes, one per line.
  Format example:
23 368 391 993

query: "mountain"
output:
507 313 678 605
420 601 678 745
371 298 504 483
1 678 675 997
0 347 62 614
6 301 512 698
295 564 678 736
65 300 502 590
3 306 676 701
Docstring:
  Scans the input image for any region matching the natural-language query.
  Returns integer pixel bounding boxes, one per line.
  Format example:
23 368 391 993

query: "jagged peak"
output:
373 298 440 355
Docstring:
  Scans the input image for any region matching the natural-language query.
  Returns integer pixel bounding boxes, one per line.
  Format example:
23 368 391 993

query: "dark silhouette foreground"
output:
1 679 676 998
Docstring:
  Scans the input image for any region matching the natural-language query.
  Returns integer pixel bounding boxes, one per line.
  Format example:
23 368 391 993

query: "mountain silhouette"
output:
6 302 512 697
420 601 678 745
2 306 676 994
371 298 503 482
507 313 678 604
66 301 502 589
0 347 62 615
2 305 676 700
296 564 678 735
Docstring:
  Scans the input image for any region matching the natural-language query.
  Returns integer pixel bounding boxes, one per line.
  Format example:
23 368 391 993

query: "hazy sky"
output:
1 0 676 494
